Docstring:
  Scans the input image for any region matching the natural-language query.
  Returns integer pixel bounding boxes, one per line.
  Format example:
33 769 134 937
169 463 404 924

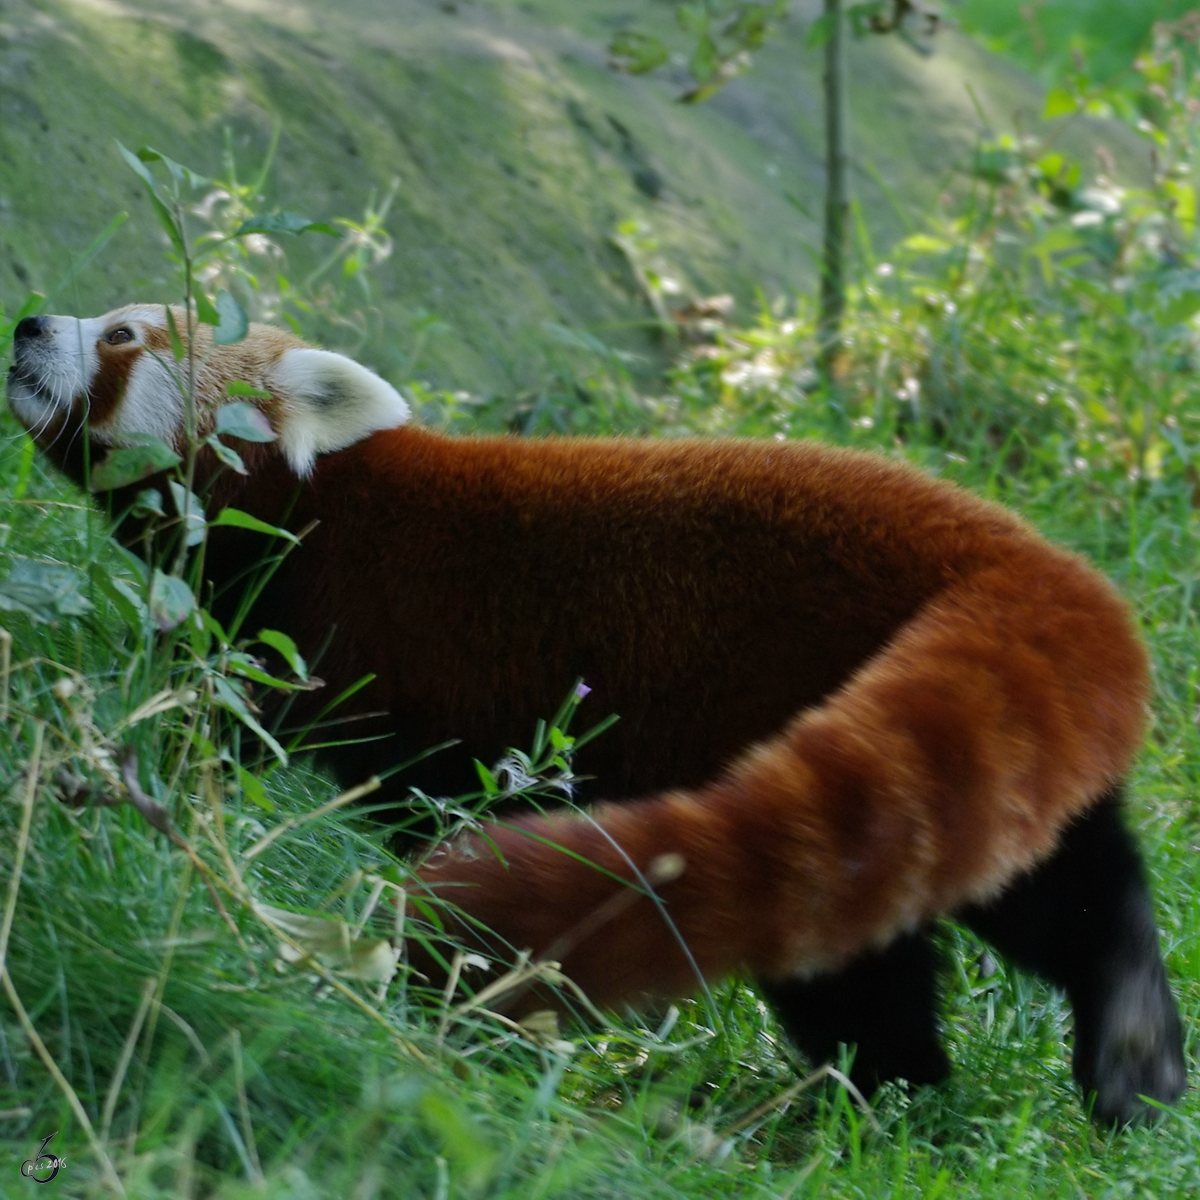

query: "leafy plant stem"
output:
819 0 849 378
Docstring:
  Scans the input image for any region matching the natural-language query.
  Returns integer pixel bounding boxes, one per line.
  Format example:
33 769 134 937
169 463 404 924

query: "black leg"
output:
758 929 951 1095
959 787 1186 1124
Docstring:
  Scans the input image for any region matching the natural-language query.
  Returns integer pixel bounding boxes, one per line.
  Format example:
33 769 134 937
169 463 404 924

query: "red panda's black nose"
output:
14 315 49 342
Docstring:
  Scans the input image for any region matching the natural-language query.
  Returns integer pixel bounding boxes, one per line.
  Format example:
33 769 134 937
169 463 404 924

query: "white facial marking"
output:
105 353 183 447
270 347 409 476
6 307 175 445
6 315 98 434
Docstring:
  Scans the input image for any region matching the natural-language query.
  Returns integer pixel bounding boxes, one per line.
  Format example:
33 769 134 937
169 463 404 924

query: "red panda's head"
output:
6 304 410 484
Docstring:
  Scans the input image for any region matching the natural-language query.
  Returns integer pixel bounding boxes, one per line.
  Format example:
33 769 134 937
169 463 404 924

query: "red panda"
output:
6 304 1186 1124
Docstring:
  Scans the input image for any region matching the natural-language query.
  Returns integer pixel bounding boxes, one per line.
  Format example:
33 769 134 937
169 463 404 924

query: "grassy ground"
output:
5 13 1200 1200
5 305 1200 1196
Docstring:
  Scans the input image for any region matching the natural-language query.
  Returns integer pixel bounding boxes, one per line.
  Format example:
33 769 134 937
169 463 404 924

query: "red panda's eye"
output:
105 328 133 346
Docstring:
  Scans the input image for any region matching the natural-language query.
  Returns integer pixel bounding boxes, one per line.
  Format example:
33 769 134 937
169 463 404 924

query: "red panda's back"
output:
212 428 1104 800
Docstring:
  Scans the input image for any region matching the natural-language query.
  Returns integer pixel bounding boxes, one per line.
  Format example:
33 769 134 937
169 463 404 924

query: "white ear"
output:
270 347 410 476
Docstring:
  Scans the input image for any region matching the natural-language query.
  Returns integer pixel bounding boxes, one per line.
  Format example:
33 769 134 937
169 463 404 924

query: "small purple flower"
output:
574 681 592 701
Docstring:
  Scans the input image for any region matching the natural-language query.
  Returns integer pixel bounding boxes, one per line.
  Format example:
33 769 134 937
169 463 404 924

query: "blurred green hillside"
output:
958 0 1194 85
0 0 1145 391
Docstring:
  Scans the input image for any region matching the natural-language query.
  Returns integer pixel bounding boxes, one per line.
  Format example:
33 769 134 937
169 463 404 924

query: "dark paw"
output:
1077 970 1187 1125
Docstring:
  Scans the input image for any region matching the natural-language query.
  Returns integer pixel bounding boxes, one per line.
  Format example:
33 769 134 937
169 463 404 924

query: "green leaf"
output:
213 289 249 345
1164 179 1197 235
257 628 309 680
900 233 953 256
88 562 146 632
1157 290 1200 327
168 480 207 547
115 140 158 191
195 289 220 326
132 487 166 518
188 607 214 658
608 30 670 74
729 1 786 46
199 607 231 644
474 760 500 795
110 540 150 585
1025 226 1082 285
216 401 276 442
233 212 339 237
238 765 274 813
165 306 186 362
1034 227 1082 253
135 145 208 190
149 569 195 631
116 141 185 257
226 380 273 399
204 432 248 475
416 1088 498 1192
805 11 837 48
208 507 301 544
847 0 887 37
212 675 288 763
1037 152 1065 179
676 4 707 35
225 651 303 690
1035 152 1080 193
90 439 181 491
729 10 770 49
689 33 720 83
680 77 728 104
1043 87 1078 119
0 562 91 622
1162 421 1192 466
972 136 1021 184
12 433 35 502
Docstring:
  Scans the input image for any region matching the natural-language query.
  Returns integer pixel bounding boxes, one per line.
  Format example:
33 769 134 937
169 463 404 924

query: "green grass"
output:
6 333 1200 1196
5 18 1200 1200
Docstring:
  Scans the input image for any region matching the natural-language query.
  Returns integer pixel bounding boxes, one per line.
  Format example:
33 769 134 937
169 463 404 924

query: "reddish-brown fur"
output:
187 428 1149 1009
